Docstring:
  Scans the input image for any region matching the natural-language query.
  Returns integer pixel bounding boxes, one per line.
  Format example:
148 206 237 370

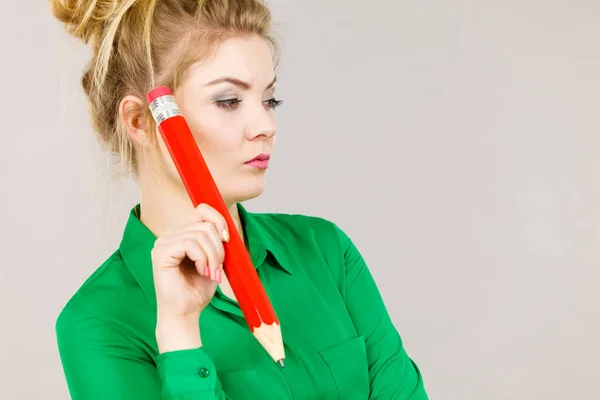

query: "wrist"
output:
156 314 202 354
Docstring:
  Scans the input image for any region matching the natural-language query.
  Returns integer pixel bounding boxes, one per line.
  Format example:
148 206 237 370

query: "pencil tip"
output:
277 359 285 368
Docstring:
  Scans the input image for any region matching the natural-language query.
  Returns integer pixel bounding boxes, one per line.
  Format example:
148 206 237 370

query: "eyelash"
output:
215 98 283 111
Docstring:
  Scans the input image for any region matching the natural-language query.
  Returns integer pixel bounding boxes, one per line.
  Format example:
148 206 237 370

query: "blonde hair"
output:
50 0 279 177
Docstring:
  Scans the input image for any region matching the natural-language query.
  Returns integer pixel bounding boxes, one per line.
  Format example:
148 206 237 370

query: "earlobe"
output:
119 95 148 146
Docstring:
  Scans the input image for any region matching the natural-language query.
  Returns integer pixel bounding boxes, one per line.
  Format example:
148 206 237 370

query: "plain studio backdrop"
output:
1 1 599 399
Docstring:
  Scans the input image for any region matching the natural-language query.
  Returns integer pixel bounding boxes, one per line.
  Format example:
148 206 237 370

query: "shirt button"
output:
199 367 210 378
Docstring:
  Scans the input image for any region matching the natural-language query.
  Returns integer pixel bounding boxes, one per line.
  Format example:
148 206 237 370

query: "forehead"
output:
188 35 275 86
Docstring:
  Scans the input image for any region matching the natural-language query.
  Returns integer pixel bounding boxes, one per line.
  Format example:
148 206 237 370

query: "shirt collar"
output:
237 203 294 275
119 203 293 307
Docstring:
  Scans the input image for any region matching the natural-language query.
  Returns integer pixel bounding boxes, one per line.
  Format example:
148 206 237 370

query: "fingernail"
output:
222 229 230 242
204 265 210 277
216 269 222 283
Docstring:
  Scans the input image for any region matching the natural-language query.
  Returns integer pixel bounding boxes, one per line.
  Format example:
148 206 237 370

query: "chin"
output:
227 176 267 204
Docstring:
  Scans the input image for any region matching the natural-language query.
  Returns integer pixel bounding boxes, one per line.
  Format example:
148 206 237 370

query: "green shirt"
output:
56 203 428 399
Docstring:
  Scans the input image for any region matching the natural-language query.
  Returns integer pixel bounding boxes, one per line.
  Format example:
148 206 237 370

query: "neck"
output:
137 174 243 240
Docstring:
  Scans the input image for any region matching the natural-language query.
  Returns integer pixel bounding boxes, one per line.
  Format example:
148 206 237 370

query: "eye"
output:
216 98 242 111
264 98 283 110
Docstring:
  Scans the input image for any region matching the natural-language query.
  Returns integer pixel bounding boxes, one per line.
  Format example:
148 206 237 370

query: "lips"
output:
247 154 270 162
246 153 271 164
245 153 270 169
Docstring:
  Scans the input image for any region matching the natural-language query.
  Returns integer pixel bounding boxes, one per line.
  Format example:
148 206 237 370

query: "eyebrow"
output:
205 76 277 90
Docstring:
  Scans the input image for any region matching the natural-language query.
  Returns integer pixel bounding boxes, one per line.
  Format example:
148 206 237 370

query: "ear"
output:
118 95 148 146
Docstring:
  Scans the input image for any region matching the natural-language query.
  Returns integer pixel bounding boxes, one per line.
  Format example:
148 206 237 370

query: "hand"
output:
151 203 229 352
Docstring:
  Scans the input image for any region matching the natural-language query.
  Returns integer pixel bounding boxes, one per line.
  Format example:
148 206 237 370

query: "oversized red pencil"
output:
147 86 285 367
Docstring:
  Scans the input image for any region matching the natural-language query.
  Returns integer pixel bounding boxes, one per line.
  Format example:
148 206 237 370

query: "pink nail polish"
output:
216 269 222 283
204 265 210 277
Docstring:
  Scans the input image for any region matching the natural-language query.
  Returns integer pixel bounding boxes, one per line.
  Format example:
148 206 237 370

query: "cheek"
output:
187 109 244 154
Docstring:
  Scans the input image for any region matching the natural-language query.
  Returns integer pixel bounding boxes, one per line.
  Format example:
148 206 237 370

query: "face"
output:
155 35 279 206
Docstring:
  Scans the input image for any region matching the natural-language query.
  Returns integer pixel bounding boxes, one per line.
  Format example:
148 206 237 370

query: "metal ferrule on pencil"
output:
149 95 182 124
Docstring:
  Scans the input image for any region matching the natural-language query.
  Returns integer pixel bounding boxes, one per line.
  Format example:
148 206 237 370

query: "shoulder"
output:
249 211 359 276
252 211 352 247
58 251 130 315
55 251 152 349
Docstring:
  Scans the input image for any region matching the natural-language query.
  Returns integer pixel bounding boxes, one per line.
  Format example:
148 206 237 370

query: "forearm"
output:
154 313 232 399
334 224 429 399
156 313 202 353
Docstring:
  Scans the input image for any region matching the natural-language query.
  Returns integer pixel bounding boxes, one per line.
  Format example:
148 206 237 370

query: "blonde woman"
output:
50 0 428 398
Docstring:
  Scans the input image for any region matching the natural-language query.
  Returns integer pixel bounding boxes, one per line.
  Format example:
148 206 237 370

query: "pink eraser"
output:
146 86 172 103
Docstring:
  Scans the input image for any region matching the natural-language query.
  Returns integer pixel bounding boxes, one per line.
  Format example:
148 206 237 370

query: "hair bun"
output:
49 0 122 48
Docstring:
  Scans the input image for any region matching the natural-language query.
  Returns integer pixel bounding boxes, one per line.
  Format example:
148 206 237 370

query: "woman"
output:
51 0 428 399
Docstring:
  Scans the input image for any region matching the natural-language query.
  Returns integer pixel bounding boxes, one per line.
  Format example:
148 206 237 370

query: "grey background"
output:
1 0 599 399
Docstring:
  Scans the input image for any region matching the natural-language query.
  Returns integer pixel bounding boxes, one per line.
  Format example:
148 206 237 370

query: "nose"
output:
245 102 276 140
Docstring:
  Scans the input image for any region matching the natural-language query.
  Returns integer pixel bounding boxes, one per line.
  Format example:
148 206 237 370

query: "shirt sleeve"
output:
56 308 230 400
334 225 429 400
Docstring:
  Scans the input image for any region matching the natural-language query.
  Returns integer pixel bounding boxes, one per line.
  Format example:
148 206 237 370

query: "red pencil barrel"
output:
148 90 279 331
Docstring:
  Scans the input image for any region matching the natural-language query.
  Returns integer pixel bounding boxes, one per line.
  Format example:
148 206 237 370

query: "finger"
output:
190 204 230 242
161 225 225 265
153 238 207 273
181 239 215 280
192 232 222 283
182 239 208 277
159 224 208 245
197 224 225 267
